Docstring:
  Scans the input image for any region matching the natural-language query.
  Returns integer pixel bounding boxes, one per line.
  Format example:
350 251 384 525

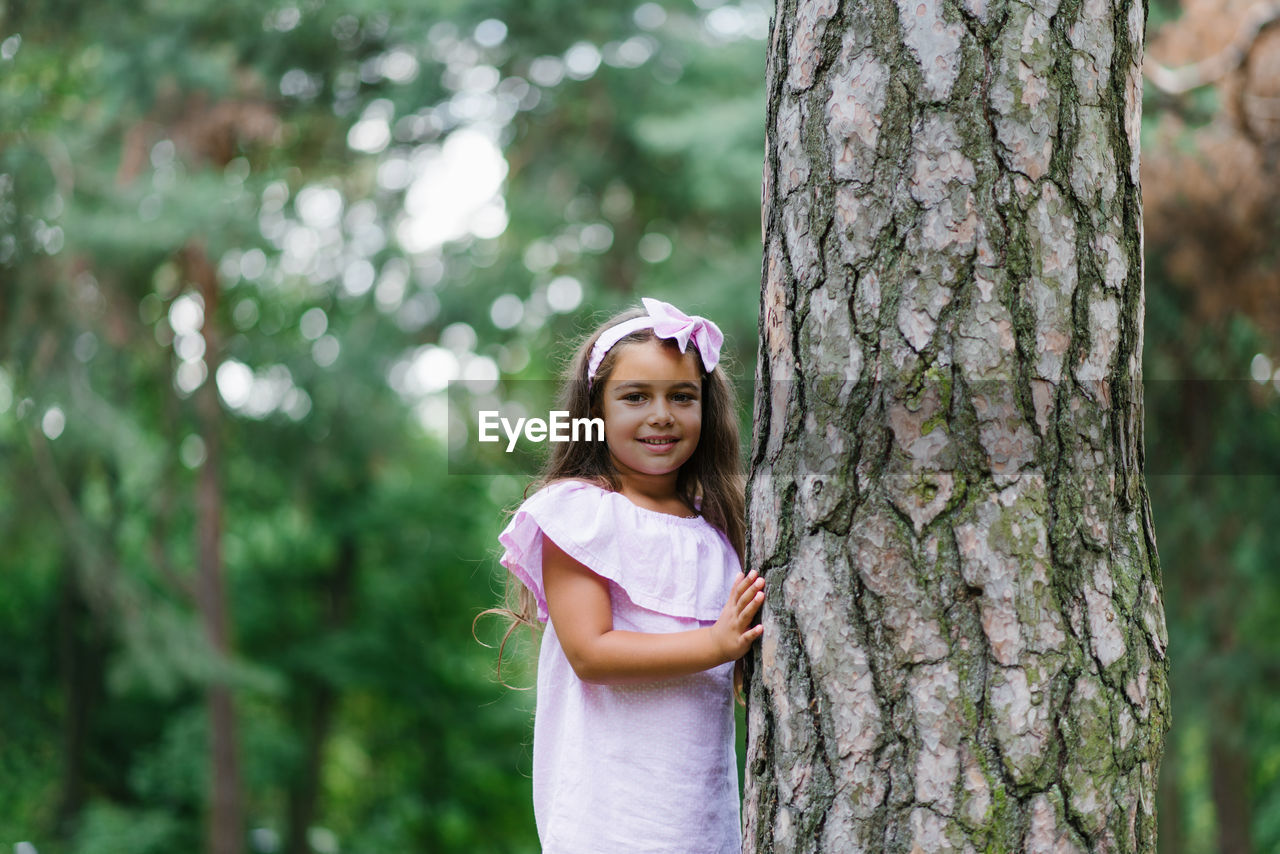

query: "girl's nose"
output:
648 402 674 425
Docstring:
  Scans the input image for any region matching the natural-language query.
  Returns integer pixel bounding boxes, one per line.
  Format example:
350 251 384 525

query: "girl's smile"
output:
637 435 679 451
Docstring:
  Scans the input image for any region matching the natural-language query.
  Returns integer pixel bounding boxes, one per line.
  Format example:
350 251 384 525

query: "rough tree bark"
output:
744 0 1170 850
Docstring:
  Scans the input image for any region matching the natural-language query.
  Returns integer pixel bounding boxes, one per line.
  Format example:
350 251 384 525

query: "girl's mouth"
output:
637 437 678 450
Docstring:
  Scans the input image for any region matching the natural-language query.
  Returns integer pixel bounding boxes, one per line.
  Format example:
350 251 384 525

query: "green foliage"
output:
68 803 188 854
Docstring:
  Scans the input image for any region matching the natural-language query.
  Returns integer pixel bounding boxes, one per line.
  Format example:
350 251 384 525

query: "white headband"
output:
587 298 724 388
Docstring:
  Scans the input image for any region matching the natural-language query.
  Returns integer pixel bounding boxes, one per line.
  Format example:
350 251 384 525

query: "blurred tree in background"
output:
1 0 1279 851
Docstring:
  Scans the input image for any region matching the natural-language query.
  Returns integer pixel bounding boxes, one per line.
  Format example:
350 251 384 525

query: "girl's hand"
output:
711 569 765 663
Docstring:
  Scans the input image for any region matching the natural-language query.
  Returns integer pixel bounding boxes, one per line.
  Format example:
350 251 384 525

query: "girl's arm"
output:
542 533 764 685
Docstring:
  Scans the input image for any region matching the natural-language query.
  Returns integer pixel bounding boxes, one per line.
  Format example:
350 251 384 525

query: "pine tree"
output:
745 0 1170 848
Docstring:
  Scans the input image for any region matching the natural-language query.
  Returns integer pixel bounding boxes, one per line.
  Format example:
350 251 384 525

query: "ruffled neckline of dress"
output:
498 478 738 623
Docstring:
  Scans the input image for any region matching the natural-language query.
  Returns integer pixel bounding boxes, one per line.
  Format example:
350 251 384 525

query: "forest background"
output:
1 0 1278 851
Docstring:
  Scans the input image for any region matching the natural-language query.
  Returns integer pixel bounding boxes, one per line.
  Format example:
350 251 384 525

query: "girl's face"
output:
599 338 703 480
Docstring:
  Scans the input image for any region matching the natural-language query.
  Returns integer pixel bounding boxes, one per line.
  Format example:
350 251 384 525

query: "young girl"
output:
488 298 765 853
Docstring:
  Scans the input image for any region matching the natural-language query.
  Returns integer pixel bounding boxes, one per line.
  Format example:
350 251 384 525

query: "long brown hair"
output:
476 304 746 685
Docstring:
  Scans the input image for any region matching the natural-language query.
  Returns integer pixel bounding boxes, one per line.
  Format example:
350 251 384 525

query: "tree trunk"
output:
744 0 1170 850
188 243 244 854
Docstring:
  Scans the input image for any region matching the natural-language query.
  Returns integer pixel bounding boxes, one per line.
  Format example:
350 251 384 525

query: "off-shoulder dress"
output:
498 478 742 854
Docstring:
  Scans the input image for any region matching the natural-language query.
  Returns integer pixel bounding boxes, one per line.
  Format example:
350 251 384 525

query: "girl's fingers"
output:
724 572 764 636
736 577 765 612
728 592 764 635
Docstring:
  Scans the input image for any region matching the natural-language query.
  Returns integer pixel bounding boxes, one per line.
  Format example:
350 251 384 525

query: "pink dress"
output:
498 479 742 854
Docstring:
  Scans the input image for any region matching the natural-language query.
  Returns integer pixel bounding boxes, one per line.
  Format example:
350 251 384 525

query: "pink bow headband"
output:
587 298 724 388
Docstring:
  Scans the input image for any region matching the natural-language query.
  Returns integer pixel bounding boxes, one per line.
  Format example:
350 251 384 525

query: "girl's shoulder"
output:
512 478 610 528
